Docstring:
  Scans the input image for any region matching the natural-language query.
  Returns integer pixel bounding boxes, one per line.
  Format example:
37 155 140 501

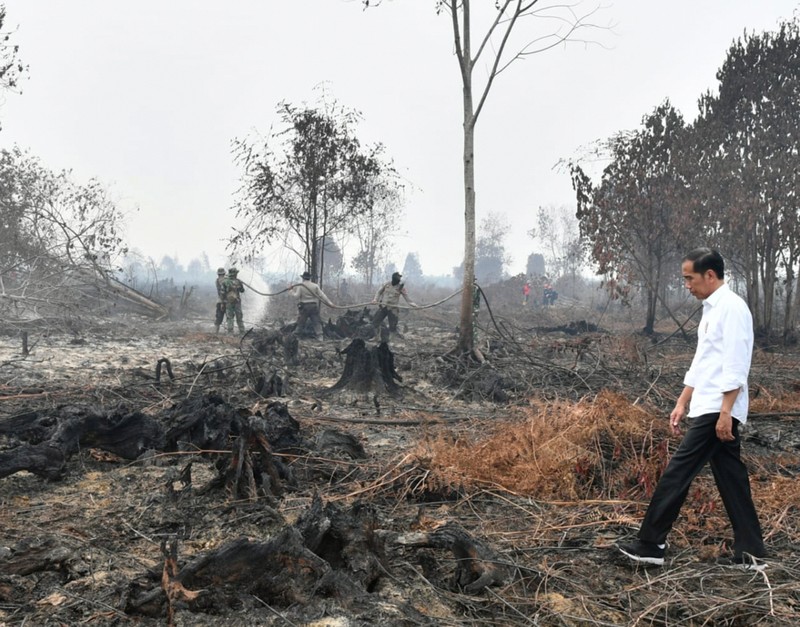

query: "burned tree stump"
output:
395 522 513 594
223 415 284 501
329 339 402 395
251 329 298 364
127 496 387 620
296 495 384 591
162 392 238 452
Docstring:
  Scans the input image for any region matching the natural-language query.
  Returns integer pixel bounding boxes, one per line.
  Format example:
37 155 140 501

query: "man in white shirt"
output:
618 248 766 569
292 271 336 340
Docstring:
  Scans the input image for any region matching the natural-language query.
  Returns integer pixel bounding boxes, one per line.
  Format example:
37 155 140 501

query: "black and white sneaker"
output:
617 540 665 566
716 554 767 572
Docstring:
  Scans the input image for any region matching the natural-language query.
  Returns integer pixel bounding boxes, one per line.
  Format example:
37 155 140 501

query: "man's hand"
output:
669 404 686 436
716 411 735 442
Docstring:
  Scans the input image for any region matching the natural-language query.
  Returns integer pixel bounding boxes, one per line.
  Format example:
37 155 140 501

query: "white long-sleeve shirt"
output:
292 280 335 308
683 283 753 423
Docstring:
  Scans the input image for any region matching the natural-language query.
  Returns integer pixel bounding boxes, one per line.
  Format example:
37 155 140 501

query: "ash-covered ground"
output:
1 308 799 626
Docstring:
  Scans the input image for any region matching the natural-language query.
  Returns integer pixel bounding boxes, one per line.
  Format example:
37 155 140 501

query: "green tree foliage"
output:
230 95 391 288
690 19 800 339
573 18 800 340
572 101 691 334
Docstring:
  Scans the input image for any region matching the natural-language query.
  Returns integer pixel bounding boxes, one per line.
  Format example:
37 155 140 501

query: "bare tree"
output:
531 204 586 292
0 147 133 322
475 212 512 284
350 172 405 290
366 0 606 354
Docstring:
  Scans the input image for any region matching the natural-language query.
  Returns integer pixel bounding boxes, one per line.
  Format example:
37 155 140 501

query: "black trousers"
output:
638 413 765 557
294 302 323 337
214 302 226 326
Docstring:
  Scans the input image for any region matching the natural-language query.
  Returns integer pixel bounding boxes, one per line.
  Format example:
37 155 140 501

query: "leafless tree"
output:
366 0 608 354
0 148 135 323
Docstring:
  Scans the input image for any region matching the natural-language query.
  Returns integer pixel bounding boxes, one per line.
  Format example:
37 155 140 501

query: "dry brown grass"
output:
408 390 800 535
410 390 674 501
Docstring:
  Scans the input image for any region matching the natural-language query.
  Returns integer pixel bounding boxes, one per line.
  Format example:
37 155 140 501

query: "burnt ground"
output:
1 301 799 626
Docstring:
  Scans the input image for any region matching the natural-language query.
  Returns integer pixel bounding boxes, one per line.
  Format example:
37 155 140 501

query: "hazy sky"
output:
2 1 798 278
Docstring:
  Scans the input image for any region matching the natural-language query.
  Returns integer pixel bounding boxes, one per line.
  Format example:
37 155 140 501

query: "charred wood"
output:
0 406 165 479
395 522 513 594
329 339 402 395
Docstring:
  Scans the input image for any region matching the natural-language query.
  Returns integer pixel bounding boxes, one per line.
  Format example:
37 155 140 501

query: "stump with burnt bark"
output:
128 496 387 619
329 339 402 395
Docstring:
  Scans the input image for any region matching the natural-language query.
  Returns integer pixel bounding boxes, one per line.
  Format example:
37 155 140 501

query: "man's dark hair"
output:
684 248 724 279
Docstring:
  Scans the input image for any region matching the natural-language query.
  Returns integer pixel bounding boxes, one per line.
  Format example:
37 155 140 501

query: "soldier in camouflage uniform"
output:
222 268 245 334
214 267 226 333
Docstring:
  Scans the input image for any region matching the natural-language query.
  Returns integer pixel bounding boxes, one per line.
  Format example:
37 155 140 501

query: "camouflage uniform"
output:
214 268 226 333
222 269 245 334
292 272 335 339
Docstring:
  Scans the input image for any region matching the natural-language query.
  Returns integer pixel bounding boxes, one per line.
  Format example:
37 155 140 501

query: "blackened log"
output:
50 406 165 459
0 535 75 576
0 406 165 479
0 411 58 443
0 443 65 480
395 522 513 594
179 528 330 605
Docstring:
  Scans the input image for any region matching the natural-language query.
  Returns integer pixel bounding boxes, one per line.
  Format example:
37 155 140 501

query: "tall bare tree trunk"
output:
455 1 476 355
458 112 477 353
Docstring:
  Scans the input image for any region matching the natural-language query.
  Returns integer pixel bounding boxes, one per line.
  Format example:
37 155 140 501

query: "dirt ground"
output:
1 299 799 626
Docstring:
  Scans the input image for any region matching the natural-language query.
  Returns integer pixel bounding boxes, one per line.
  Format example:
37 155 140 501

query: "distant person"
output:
543 282 558 306
292 271 336 340
222 267 245 334
214 267 227 333
522 281 531 306
618 248 766 569
372 271 418 336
